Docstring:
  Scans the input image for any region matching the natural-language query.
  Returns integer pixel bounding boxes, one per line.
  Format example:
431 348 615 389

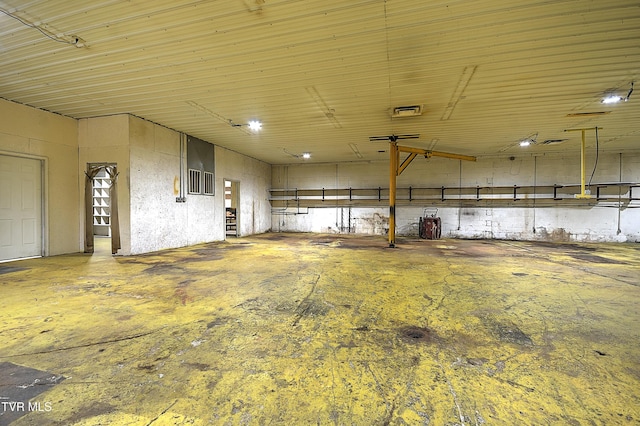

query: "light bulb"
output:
601 95 623 104
248 120 262 131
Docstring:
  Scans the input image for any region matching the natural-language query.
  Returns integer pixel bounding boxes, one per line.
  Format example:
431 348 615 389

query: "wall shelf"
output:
92 174 111 236
269 183 640 209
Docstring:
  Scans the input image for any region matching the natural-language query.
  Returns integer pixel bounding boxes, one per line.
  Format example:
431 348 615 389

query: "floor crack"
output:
147 399 178 425
0 328 164 358
436 354 466 426
291 274 321 326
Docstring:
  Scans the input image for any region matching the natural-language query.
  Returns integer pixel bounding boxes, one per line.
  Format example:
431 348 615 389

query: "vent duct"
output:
392 105 423 118
541 139 569 145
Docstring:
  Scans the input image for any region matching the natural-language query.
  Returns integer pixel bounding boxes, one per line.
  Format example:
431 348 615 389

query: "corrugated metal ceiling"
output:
1 0 638 164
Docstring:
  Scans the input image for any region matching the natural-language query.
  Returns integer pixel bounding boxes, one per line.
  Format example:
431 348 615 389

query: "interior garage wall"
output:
128 115 189 254
216 146 272 237
79 114 271 255
271 151 640 242
125 116 272 254
78 114 132 253
0 98 79 256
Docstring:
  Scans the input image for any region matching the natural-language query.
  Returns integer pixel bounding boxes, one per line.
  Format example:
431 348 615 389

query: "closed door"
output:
0 155 43 261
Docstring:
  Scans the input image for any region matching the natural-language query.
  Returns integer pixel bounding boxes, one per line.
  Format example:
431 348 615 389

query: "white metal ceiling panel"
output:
1 0 638 164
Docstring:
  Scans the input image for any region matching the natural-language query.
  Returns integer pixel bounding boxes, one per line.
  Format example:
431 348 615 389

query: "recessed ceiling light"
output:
601 95 624 104
302 152 311 159
248 120 262 131
518 132 537 147
600 81 634 104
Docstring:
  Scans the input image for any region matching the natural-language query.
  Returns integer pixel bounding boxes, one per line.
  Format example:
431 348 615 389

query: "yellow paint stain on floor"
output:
0 234 639 425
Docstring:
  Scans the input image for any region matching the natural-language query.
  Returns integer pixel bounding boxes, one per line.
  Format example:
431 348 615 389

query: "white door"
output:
0 155 43 261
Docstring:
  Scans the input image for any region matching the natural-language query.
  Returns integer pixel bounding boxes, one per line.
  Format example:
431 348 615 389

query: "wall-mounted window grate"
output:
187 135 214 196
189 169 201 194
204 171 214 195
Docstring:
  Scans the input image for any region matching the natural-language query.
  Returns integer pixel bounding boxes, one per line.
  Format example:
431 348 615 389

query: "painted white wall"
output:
84 113 273 255
128 116 191 254
0 98 79 256
216 147 272 237
127 117 271 254
78 115 132 253
272 152 640 242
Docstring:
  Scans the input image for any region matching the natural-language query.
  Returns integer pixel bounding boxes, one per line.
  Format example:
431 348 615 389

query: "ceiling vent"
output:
392 105 423 118
566 111 610 117
541 139 569 145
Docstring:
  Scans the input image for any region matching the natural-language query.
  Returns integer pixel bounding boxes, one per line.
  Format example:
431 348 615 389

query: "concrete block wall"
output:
128 116 192 254
127 116 272 254
216 147 272 237
271 151 640 242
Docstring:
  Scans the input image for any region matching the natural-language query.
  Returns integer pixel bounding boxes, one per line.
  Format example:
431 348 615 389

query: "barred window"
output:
187 136 215 196
203 171 214 195
189 169 201 194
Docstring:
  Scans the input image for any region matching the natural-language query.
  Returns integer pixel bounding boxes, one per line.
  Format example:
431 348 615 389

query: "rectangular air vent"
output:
541 139 569 145
566 111 611 117
392 105 423 117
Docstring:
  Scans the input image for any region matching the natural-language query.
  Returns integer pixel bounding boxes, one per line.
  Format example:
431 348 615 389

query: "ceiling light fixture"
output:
248 120 262 131
601 81 634 104
518 132 538 147
229 119 262 133
601 95 624 104
185 101 256 134
283 148 311 160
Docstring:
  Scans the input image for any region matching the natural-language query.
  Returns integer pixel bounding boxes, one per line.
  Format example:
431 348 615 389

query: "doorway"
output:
0 154 43 262
85 163 120 255
91 167 111 254
224 179 239 237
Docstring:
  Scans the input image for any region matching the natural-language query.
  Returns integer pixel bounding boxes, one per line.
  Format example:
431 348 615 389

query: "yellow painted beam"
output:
398 146 430 155
389 142 398 247
389 144 475 247
429 150 477 162
397 145 476 162
565 127 601 199
397 152 418 176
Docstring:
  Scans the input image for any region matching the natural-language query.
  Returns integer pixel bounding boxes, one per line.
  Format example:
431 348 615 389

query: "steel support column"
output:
389 142 399 247
565 127 601 199
388 143 475 247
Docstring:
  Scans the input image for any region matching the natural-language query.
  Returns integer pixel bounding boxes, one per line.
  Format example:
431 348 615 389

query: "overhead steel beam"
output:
388 143 476 247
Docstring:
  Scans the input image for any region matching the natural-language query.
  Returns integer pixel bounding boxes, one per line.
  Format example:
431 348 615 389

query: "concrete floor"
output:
0 233 639 425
